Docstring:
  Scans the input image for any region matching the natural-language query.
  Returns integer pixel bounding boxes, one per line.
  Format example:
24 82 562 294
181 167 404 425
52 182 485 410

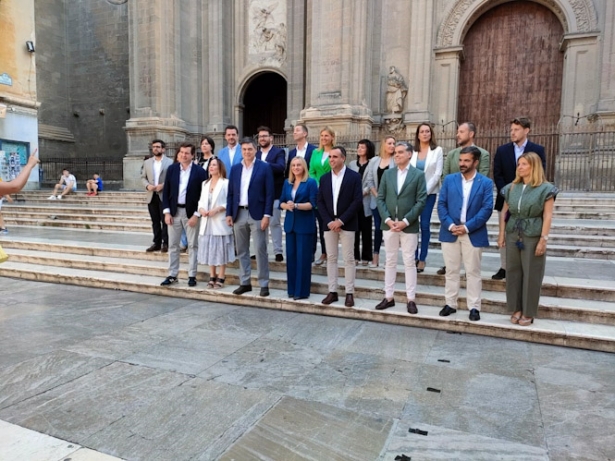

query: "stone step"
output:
2 218 151 232
3 245 615 325
1 259 614 353
3 211 150 224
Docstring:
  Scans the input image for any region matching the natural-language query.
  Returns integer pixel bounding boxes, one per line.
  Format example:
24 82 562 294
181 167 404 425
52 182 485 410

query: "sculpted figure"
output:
386 66 408 114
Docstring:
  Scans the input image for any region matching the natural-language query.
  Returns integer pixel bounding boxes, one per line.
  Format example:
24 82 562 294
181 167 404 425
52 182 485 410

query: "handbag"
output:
0 244 8 264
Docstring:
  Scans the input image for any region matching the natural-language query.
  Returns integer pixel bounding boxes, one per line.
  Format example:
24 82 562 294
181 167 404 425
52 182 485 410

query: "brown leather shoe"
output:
375 298 395 310
161 244 168 253
407 300 418 314
345 294 354 307
146 243 161 252
321 292 339 305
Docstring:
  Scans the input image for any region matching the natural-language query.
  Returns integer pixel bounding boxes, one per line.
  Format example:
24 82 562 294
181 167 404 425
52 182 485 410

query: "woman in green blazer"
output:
308 126 335 265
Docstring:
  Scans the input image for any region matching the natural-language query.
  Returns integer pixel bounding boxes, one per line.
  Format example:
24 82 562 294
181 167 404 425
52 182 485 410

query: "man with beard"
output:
141 139 173 252
255 126 286 262
438 122 490 275
437 146 493 322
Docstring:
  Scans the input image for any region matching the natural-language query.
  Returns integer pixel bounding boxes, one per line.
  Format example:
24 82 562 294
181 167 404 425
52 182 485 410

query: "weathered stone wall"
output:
35 0 129 161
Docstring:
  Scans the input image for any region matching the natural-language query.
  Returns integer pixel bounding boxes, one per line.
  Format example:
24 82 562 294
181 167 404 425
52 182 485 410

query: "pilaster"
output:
432 46 463 128
596 1 615 124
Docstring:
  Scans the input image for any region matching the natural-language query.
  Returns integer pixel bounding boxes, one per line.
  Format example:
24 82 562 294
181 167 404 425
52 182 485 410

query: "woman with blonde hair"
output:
280 157 318 299
497 152 558 326
308 126 336 265
411 123 443 273
197 157 235 288
365 135 396 267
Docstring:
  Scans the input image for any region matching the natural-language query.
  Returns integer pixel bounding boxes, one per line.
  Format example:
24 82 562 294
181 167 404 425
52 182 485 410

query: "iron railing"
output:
40 157 124 183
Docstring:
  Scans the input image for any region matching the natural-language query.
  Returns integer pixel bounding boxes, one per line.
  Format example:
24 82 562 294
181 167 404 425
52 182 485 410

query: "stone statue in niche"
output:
250 1 286 63
386 66 408 114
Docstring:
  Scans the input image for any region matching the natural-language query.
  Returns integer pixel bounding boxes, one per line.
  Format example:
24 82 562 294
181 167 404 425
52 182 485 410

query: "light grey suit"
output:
141 155 173 247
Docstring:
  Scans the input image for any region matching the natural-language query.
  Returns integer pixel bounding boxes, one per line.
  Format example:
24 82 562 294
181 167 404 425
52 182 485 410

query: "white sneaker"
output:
56 195 62 200
47 195 56 200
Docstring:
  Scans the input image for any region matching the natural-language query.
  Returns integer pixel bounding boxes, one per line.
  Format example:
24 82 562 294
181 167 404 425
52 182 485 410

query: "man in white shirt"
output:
141 139 173 252
49 168 77 200
316 146 362 307
438 146 494 321
375 142 427 314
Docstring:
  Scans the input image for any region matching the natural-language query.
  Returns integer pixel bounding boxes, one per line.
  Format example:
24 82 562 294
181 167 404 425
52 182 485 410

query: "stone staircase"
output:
1 190 615 352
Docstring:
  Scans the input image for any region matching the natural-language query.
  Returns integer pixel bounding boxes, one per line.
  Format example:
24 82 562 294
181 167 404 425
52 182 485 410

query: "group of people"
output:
140 117 556 326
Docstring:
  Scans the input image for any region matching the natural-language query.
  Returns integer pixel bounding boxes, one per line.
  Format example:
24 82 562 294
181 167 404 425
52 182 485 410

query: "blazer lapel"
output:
210 179 223 207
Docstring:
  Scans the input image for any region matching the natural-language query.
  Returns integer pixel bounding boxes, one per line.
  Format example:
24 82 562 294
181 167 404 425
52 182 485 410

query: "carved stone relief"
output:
249 0 287 65
437 0 598 48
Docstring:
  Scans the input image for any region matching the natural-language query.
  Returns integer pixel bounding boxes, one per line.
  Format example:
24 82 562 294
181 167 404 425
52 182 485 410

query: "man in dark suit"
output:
317 146 362 307
227 137 275 297
375 142 426 314
286 124 316 177
256 126 287 262
141 139 173 253
492 116 546 280
160 143 208 287
438 146 494 322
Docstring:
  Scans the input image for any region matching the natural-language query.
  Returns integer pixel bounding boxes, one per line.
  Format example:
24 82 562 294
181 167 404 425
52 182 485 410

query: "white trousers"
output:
324 230 356 293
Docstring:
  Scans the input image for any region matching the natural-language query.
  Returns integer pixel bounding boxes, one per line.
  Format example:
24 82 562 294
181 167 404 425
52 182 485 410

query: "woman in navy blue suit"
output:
279 157 318 299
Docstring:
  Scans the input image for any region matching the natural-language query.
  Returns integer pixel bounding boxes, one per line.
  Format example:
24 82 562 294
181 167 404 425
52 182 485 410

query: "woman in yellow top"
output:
308 126 335 266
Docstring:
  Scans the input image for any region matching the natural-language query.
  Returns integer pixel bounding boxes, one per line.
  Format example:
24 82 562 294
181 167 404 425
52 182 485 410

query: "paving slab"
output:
218 396 393 461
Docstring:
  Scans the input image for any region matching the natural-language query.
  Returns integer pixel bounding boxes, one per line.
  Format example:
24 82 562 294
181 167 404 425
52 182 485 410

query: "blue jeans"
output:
181 229 188 248
416 193 436 262
372 207 383 254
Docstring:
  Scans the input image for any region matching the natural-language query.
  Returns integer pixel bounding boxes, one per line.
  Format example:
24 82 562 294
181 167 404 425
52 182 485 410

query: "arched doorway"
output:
457 1 565 129
242 72 287 137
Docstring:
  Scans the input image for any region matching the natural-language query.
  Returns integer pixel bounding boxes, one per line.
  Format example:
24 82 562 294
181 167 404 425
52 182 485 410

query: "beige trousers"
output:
441 233 483 310
383 231 418 300
324 230 356 293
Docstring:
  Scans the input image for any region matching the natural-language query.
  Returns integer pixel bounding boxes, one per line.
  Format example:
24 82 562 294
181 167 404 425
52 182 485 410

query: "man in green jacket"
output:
375 141 427 314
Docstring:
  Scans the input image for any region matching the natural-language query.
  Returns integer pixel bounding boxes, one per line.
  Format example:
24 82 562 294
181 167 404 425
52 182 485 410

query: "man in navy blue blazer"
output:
227 137 275 297
492 116 546 280
438 146 494 322
286 124 316 177
256 126 287 261
161 143 208 287
317 146 362 307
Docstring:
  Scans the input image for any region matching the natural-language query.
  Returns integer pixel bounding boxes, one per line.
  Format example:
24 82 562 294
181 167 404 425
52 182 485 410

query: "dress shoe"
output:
491 268 506 280
146 244 161 252
439 305 457 317
321 292 339 305
233 285 252 295
469 308 481 321
275 254 284 262
188 277 197 287
259 287 270 297
161 244 168 253
345 294 354 307
407 300 418 314
375 298 395 310
160 276 178 286
437 266 446 275
180 246 187 253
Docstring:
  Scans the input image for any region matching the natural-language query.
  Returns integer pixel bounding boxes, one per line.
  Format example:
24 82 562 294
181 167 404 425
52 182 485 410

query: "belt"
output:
177 204 186 208
239 206 249 210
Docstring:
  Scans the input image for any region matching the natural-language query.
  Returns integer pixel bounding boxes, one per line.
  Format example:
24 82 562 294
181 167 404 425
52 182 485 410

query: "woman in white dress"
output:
197 157 235 288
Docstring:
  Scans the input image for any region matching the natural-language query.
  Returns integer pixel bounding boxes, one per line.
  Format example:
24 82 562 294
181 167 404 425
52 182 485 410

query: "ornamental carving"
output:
249 1 287 65
437 0 597 48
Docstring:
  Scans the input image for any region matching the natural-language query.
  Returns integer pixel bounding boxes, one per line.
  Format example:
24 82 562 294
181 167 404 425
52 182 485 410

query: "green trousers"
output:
505 233 546 318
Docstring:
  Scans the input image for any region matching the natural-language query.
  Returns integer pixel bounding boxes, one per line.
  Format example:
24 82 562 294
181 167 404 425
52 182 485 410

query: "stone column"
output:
124 0 187 189
560 33 600 123
285 0 308 130
204 0 228 137
404 0 434 124
432 47 463 129
301 0 373 137
597 1 615 124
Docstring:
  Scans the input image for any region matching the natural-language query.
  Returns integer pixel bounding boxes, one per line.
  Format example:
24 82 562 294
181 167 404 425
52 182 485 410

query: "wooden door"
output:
457 1 564 130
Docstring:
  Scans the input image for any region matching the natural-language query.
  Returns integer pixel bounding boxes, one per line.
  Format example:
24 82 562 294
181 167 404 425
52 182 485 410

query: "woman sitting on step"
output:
497 152 558 326
197 158 235 289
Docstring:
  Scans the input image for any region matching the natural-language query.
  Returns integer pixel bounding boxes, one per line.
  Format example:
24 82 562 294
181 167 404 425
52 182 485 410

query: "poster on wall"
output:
0 141 28 180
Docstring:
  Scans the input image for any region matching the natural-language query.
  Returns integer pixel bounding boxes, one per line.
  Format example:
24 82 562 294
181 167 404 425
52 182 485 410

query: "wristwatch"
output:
541 235 549 241
294 203 298 210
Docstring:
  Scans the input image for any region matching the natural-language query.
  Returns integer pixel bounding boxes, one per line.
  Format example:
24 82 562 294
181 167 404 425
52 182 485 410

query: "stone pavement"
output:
1 277 615 460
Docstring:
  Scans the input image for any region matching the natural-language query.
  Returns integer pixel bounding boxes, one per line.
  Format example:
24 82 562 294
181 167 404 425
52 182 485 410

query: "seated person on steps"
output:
48 168 77 200
86 173 103 196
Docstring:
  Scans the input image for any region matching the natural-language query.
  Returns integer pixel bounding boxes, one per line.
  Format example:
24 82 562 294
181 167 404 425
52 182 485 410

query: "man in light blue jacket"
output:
438 146 493 322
